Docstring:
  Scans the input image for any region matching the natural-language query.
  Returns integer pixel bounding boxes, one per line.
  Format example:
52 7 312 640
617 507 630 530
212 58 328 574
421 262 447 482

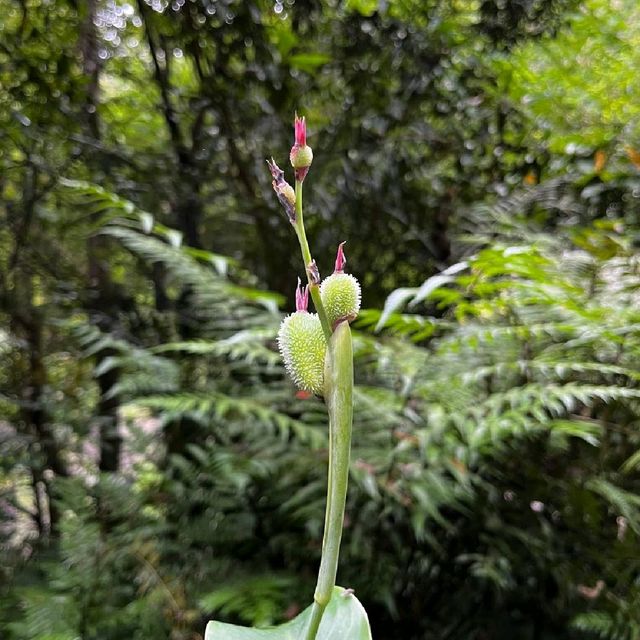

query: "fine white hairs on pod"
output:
277 280 326 395
320 242 361 328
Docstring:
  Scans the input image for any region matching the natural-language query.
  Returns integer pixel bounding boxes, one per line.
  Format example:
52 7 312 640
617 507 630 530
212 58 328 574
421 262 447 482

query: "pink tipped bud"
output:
267 156 285 183
334 241 347 273
266 157 296 224
290 114 313 181
295 277 309 312
294 114 307 147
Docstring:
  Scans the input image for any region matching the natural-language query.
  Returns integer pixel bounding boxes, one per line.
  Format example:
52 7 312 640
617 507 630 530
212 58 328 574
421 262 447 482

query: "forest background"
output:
2 0 640 638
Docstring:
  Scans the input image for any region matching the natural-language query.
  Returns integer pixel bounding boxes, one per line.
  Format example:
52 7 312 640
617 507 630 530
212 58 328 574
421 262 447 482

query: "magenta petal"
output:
294 115 306 147
295 277 309 311
334 241 347 273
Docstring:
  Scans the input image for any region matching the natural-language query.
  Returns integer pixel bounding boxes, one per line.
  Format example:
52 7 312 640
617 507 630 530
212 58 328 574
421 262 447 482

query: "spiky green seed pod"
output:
277 311 326 395
320 272 361 327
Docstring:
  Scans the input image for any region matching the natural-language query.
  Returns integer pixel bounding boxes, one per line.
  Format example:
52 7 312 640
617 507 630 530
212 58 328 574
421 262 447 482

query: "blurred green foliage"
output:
2 1 640 639
499 0 640 152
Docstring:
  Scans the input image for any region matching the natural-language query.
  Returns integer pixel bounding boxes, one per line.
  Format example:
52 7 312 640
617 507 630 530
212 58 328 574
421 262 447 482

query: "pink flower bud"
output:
290 114 313 182
295 277 309 312
334 241 347 273
294 114 307 147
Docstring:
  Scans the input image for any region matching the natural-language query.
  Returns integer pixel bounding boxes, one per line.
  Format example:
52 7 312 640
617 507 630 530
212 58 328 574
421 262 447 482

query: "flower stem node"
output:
320 243 361 328
307 259 321 285
278 311 326 396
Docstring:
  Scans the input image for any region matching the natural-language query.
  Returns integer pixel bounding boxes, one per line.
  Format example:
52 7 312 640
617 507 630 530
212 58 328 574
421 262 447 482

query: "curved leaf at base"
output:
205 587 372 640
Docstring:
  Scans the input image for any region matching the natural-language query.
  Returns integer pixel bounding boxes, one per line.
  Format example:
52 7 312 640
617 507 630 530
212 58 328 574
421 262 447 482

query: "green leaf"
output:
621 448 640 474
345 0 378 17
205 587 372 640
410 274 456 307
183 246 234 275
375 287 417 332
165 229 183 248
288 53 331 73
139 212 154 234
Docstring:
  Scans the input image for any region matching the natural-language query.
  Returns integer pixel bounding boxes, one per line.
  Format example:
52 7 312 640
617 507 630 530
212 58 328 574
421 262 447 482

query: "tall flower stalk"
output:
205 115 370 640
270 115 361 640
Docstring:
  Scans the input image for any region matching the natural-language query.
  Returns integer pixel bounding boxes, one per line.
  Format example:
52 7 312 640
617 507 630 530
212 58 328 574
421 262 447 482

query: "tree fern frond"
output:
571 611 639 640
586 478 640 535
151 332 280 368
8 588 79 640
417 360 640 389
61 179 234 274
132 393 326 448
71 324 180 398
198 574 298 628
357 309 442 340
104 225 283 317
621 449 640 475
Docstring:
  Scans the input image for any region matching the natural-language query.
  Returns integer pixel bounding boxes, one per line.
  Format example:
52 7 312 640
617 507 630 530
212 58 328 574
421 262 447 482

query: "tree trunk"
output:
81 0 123 472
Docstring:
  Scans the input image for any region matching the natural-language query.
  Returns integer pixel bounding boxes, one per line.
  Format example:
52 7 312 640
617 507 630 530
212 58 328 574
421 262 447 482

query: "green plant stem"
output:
294 180 332 341
304 321 354 640
304 602 325 640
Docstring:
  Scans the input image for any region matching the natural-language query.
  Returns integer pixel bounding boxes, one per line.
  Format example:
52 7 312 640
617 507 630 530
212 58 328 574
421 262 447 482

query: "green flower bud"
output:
277 311 326 395
290 115 313 182
320 242 361 327
290 144 313 169
320 273 361 327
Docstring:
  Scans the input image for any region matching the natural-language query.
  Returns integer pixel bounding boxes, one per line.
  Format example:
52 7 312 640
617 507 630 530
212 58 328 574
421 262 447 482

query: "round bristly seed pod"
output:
277 312 326 395
320 272 361 327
